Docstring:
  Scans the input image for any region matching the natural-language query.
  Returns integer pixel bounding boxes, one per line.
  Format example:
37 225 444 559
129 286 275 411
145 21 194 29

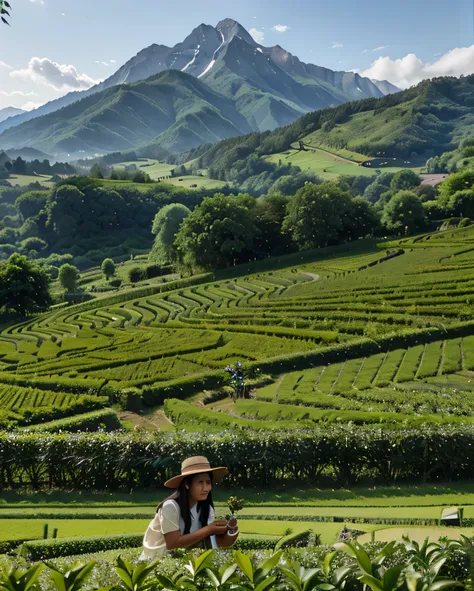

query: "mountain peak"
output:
216 18 257 46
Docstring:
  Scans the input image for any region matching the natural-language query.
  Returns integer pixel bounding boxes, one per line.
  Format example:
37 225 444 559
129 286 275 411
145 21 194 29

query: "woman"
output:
140 456 239 559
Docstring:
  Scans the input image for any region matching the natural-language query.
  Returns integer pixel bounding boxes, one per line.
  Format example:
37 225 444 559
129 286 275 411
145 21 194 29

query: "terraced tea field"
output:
4 226 474 430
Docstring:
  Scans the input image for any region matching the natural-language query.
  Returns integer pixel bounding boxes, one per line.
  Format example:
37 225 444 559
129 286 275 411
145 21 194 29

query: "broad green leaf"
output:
359 574 383 591
19 564 45 591
255 551 283 579
429 581 463 591
156 574 178 590
204 568 220 588
49 571 67 591
194 549 215 574
323 551 337 576
221 564 238 584
376 541 398 563
382 564 404 591
254 575 277 591
233 551 254 583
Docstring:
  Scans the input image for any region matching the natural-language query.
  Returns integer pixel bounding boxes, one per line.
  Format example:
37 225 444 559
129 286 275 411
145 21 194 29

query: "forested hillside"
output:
176 76 474 178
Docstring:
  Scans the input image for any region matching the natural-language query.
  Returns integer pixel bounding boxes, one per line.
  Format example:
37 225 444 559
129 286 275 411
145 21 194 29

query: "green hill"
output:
0 70 252 160
181 75 474 176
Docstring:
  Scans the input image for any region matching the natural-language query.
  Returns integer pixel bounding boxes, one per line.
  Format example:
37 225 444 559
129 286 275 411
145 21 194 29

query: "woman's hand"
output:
207 520 228 536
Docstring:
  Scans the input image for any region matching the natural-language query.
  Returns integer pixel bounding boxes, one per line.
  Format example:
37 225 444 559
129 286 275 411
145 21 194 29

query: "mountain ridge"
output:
0 18 399 146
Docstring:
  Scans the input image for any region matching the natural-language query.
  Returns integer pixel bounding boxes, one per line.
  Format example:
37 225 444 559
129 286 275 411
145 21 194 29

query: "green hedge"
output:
0 538 40 555
4 426 474 489
23 533 143 560
21 534 302 560
16 396 108 426
141 372 227 406
274 529 316 551
26 409 121 433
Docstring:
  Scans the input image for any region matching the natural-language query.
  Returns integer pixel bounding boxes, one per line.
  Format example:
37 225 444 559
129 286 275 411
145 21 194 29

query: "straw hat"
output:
164 456 229 489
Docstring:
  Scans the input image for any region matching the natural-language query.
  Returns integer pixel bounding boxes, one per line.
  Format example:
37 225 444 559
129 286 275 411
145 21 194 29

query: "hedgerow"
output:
25 409 120 433
3 426 474 489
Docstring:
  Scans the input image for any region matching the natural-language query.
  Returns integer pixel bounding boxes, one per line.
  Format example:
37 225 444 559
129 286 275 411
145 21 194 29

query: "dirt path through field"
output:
118 409 174 432
302 272 321 281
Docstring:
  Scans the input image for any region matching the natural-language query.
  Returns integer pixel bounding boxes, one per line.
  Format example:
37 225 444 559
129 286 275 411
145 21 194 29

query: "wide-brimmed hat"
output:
164 456 229 489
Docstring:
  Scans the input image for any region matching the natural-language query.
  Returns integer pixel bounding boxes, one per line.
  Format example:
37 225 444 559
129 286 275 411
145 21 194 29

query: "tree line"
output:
149 169 431 271
0 153 75 179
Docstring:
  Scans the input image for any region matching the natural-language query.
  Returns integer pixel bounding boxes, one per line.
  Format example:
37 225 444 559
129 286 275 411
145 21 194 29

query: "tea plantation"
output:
2 225 474 432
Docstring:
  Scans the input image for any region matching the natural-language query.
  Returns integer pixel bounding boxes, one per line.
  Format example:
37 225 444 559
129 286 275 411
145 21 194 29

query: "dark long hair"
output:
157 472 214 535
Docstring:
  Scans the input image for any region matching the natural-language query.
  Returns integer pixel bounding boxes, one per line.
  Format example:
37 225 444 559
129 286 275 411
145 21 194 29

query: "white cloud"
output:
359 45 474 89
331 41 344 49
95 61 109 66
249 28 264 44
0 90 38 98
61 12 65 16
373 45 389 52
22 101 44 111
10 57 99 91
0 61 12 70
272 24 290 33
362 49 368 54
110 59 117 63
30 0 45 4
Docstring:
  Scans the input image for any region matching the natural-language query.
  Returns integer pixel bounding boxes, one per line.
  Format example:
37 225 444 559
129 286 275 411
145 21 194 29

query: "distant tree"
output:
4 160 12 171
381 191 426 233
0 227 17 243
89 164 104 179
58 263 80 293
128 266 144 283
364 181 389 204
0 254 51 316
12 157 27 175
390 169 421 193
101 258 115 280
253 193 292 256
344 196 381 239
15 190 48 219
21 237 47 253
282 182 353 249
174 194 257 270
448 189 474 219
150 204 191 264
269 173 320 196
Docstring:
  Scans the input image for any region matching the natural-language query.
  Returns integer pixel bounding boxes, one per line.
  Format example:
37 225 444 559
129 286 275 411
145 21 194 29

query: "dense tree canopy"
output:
283 182 355 249
150 203 191 264
15 191 48 220
0 254 51 316
58 263 80 293
381 191 426 233
390 169 422 193
174 194 258 270
101 258 115 279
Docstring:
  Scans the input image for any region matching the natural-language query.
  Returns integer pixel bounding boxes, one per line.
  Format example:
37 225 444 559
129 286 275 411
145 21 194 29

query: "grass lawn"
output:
7 174 53 187
359 526 474 544
0 518 376 545
113 159 174 180
158 176 228 190
265 145 421 180
3 504 471 520
4 483 474 508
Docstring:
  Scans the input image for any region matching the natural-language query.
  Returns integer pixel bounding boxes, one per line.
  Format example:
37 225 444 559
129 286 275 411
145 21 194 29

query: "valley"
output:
2 6 474 589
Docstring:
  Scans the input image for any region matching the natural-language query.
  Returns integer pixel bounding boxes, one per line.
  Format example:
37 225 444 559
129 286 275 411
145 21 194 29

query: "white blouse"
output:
140 499 216 560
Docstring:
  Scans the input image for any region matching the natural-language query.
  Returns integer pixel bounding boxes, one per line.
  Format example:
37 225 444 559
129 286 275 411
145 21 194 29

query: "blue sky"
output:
0 0 474 110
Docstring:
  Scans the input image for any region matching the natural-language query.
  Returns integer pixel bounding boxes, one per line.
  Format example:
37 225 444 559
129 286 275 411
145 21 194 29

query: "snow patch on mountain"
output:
182 48 200 72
